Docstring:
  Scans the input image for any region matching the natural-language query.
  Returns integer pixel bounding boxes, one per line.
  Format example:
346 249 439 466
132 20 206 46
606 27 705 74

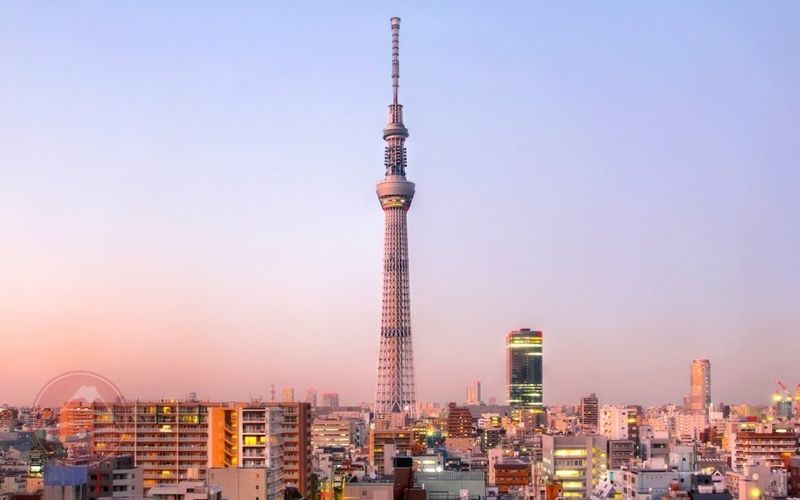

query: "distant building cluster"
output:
3 347 799 500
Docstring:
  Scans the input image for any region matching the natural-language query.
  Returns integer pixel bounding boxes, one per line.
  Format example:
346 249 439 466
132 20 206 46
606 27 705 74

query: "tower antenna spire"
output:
391 17 400 106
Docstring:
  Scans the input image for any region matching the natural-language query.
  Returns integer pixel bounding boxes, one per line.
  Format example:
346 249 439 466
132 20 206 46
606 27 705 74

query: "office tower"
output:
374 17 417 419
689 358 711 413
282 386 295 403
506 329 543 413
321 392 340 408
579 393 599 430
305 388 317 408
466 381 482 405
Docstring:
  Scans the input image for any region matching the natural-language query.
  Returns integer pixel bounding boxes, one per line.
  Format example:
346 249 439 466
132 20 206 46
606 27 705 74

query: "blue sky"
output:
1 2 798 406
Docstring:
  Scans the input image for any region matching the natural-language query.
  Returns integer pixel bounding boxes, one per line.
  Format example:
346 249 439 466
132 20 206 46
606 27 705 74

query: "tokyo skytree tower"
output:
374 17 416 418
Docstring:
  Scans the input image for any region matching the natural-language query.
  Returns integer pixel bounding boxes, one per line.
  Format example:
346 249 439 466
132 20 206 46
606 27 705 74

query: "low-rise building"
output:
208 467 282 500
88 456 142 500
607 440 635 470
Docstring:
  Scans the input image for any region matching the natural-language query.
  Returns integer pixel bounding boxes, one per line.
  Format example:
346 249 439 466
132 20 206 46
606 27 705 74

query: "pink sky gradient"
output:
2 3 799 406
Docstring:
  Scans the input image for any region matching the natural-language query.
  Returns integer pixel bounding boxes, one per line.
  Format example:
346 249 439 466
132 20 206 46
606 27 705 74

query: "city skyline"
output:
2 3 799 406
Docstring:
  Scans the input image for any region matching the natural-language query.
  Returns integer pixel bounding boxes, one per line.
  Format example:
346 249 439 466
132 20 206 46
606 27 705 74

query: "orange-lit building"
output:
494 461 532 494
59 401 94 444
90 400 225 491
89 400 311 496
209 401 312 495
689 359 711 414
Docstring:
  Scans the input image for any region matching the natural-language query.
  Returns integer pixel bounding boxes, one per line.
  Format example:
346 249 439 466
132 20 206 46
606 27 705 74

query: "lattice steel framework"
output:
374 17 416 418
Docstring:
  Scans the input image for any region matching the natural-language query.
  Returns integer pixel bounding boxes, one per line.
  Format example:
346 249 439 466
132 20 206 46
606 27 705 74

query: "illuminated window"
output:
554 449 587 457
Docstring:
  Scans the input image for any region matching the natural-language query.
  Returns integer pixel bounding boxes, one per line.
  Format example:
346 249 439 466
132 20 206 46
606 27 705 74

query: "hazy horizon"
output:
2 2 799 408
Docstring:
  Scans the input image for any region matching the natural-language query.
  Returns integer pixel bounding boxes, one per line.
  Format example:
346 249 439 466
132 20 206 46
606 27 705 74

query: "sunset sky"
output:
2 2 799 406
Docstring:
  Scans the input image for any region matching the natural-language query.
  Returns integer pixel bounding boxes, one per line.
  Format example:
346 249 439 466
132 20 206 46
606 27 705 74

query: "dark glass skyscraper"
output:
506 329 543 413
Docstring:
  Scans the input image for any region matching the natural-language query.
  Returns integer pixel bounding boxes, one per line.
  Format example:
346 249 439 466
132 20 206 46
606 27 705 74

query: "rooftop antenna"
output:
391 17 401 106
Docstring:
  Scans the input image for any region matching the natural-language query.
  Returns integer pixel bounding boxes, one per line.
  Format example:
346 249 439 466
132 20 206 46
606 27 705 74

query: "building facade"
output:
466 381 482 406
542 434 608 499
506 329 543 414
579 394 599 431
689 359 711 414
90 400 223 491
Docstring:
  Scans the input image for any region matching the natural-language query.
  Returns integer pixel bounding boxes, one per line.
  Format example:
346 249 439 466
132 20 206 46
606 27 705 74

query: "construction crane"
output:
774 380 790 401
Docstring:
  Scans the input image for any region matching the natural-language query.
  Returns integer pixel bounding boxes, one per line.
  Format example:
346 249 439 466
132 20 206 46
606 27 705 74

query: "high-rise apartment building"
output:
239 406 282 470
90 400 311 496
579 394 599 431
446 403 473 438
689 359 711 414
208 402 310 495
506 329 543 414
466 381 482 405
374 17 418 419
281 387 295 403
262 402 312 495
90 400 224 491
